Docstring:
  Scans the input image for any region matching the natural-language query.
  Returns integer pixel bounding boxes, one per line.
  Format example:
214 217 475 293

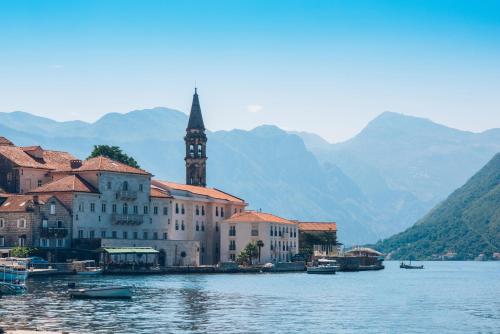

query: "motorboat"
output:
69 286 133 299
400 261 424 269
0 261 28 295
77 267 103 275
73 260 103 275
307 259 339 274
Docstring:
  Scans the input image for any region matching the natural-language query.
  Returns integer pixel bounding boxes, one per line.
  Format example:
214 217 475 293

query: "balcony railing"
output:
112 214 144 225
40 227 69 238
117 190 137 200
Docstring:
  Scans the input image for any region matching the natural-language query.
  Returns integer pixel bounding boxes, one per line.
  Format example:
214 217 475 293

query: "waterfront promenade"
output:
0 261 498 334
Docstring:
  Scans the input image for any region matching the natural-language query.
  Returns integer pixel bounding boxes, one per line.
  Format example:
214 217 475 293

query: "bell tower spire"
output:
185 88 207 187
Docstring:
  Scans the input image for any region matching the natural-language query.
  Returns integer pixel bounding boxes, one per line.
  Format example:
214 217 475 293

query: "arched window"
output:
123 203 128 215
197 144 202 157
189 144 194 158
122 181 128 191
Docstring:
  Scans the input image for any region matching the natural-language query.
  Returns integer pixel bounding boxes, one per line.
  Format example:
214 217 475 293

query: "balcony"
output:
117 190 137 200
112 214 144 225
40 227 69 238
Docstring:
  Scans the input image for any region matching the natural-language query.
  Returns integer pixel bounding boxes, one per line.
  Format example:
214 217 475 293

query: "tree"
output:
88 145 140 168
236 242 259 266
256 240 264 263
10 246 31 258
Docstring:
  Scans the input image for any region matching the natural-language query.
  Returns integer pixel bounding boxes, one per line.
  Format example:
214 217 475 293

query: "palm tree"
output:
256 240 264 263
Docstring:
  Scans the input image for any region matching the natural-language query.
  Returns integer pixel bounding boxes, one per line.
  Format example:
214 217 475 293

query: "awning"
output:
99 247 159 255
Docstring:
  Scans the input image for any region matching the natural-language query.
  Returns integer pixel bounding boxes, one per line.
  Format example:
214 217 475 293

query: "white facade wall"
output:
220 221 299 264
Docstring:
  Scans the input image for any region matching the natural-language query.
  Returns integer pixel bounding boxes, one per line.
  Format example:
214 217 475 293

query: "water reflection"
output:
0 262 499 334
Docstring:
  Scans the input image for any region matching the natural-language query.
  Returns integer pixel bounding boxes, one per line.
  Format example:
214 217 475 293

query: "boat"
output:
69 286 133 299
77 267 103 275
307 259 339 274
73 260 103 275
400 261 424 269
0 261 28 295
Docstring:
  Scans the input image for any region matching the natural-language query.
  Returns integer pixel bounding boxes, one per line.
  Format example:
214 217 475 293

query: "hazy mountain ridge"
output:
1 109 499 245
374 153 500 260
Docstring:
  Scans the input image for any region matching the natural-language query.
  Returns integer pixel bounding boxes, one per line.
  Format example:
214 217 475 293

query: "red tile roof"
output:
224 211 296 225
150 186 172 198
0 194 53 212
29 175 98 194
0 137 14 146
0 145 76 170
298 222 337 232
73 156 151 175
152 180 245 203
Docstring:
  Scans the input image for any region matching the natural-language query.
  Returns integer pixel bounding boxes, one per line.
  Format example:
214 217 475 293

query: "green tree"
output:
88 145 140 168
256 240 265 263
10 246 31 258
237 242 259 266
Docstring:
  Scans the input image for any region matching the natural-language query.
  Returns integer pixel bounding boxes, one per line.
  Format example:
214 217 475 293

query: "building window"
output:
133 231 138 239
133 205 138 214
153 232 158 240
215 222 219 232
229 225 236 236
0 236 5 247
78 202 84 212
0 219 4 228
18 219 26 229
163 232 167 240
57 239 64 248
50 204 56 215
221 207 224 217
181 222 185 231
123 203 128 215
144 206 148 214
181 204 185 215
229 240 236 251
112 231 117 239
196 222 199 231
112 204 117 213
154 206 158 215
175 203 179 214
175 221 179 230
88 230 94 239
251 226 259 236
139 184 143 192
101 231 106 238
37 180 42 187
189 144 194 158
78 230 84 239
102 203 107 213
201 223 205 232
195 205 199 215
75 214 79 221
270 226 273 236
123 181 128 191
18 237 26 247
202 206 205 216
215 207 219 217
197 144 202 157
90 203 95 212
40 238 47 247
123 231 128 239
163 207 168 215
107 181 112 190
229 254 236 261
143 231 148 240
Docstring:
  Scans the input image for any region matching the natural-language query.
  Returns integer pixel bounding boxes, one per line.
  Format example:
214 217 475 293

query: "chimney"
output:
70 159 82 169
33 195 39 204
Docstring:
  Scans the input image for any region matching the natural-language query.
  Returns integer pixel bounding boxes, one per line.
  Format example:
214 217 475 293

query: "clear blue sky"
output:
0 0 499 142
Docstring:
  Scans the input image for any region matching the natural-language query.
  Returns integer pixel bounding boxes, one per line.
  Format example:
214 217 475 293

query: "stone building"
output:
219 211 299 264
0 194 72 253
185 88 208 187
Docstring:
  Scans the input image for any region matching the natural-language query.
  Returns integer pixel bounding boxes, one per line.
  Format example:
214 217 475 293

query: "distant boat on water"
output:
400 261 424 269
69 286 133 299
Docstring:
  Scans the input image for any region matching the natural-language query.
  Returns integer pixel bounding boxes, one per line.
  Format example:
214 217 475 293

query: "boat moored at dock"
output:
307 259 339 274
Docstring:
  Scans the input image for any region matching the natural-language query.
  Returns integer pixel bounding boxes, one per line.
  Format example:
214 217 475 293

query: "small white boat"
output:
77 267 103 275
69 286 133 299
307 259 339 274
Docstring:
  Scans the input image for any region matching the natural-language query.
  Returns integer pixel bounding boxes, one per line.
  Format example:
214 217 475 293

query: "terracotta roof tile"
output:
29 175 98 193
298 222 337 232
0 137 14 146
152 180 244 203
0 194 52 212
74 156 150 175
0 145 75 170
224 211 296 225
150 186 172 198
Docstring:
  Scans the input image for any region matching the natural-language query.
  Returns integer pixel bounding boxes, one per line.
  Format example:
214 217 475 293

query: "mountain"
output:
297 111 500 235
0 109 499 245
374 153 500 260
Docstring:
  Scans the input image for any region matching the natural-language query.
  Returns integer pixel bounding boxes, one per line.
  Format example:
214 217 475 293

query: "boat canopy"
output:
99 247 159 255
318 258 337 263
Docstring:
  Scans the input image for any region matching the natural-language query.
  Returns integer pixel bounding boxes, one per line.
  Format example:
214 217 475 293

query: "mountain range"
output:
0 109 499 245
374 153 500 260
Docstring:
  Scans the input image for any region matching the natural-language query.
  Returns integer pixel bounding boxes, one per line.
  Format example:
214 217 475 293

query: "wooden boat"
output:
400 262 424 269
69 286 133 299
307 259 339 274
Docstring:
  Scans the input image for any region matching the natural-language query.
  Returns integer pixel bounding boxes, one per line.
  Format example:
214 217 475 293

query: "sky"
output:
0 0 499 142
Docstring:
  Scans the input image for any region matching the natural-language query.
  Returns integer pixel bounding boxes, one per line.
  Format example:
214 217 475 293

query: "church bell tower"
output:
185 88 207 187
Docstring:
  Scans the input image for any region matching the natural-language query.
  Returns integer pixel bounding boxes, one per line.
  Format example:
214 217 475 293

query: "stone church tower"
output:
185 88 207 187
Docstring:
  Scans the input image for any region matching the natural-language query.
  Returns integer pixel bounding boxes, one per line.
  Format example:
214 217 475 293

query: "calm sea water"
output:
0 261 499 334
